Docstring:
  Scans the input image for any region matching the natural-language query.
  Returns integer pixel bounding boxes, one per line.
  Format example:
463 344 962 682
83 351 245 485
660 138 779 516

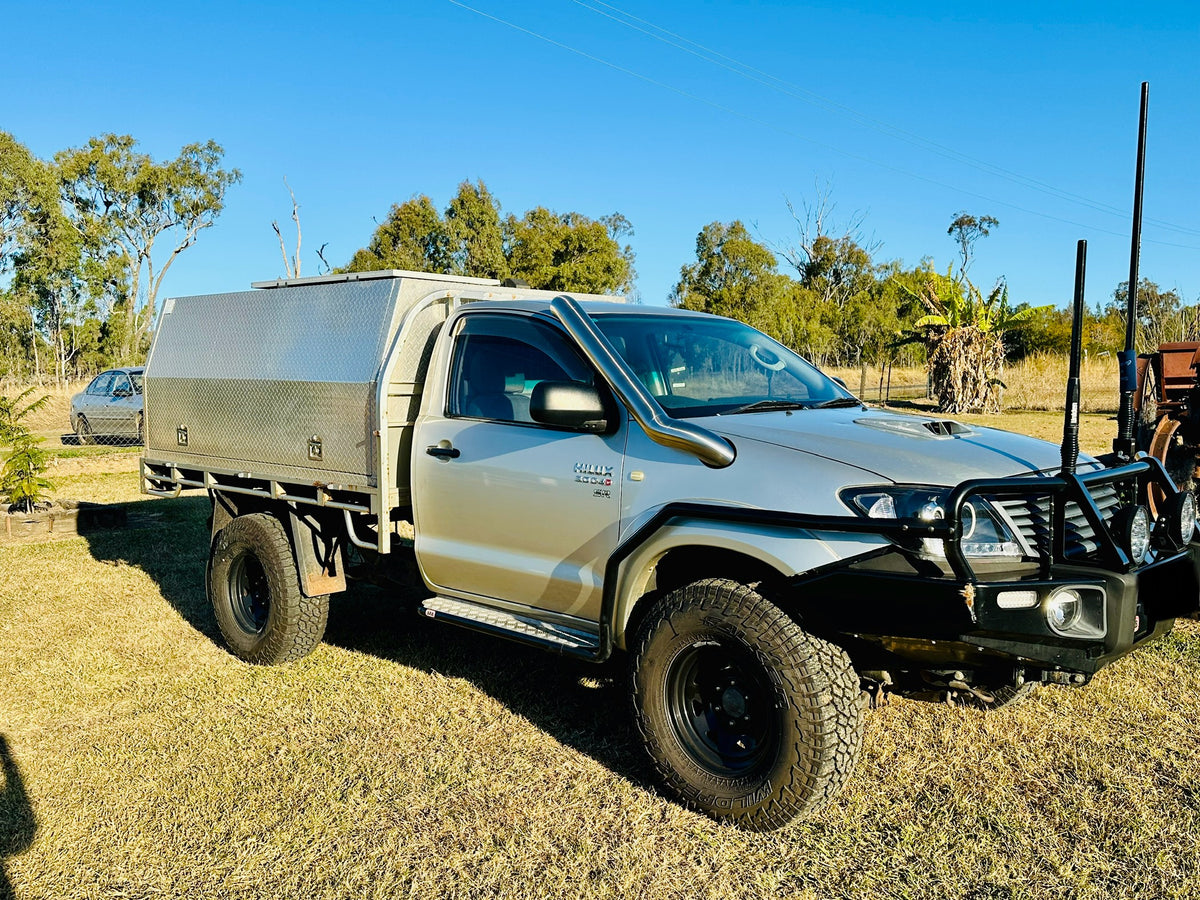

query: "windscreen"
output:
594 314 854 418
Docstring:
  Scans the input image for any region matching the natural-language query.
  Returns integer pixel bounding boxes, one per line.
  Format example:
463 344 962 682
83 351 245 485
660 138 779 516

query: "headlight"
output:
842 486 1021 560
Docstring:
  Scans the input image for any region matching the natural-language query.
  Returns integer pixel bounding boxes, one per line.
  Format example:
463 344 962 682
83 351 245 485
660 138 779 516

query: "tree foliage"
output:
903 214 1052 413
56 134 242 359
0 131 238 381
1108 278 1198 351
670 220 789 329
672 219 908 371
947 211 999 279
343 180 636 295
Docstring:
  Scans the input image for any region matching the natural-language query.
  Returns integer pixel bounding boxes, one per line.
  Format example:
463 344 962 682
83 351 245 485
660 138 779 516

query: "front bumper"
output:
793 544 1199 676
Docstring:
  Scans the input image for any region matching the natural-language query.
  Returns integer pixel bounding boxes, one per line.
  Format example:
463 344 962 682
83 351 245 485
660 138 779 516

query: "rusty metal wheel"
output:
1146 416 1199 518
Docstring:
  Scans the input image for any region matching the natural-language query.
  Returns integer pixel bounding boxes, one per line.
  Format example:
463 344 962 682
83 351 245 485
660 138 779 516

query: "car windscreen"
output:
593 314 854 418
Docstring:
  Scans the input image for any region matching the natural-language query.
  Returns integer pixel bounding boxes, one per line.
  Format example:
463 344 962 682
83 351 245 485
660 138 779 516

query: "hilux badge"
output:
574 461 613 486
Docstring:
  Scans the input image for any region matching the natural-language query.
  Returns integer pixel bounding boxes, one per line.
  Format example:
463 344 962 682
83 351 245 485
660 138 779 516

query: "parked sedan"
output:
69 367 144 443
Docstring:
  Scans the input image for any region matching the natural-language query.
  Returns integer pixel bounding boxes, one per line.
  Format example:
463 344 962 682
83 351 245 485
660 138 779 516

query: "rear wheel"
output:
208 513 329 664
631 578 864 831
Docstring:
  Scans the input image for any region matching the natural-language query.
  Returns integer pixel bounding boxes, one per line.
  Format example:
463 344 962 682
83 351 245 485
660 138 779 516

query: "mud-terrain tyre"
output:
631 578 864 831
208 513 329 665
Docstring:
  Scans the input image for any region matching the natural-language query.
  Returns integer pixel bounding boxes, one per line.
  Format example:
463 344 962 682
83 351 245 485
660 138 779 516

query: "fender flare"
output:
598 503 897 657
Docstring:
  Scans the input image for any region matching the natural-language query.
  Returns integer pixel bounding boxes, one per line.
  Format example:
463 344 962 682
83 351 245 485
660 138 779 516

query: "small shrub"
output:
1 387 53 512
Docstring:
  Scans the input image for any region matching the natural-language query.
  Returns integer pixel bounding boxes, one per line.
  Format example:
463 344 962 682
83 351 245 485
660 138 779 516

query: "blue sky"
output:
5 1 1199 312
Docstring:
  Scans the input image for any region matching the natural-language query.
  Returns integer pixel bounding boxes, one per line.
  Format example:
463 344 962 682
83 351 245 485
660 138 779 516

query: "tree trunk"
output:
29 307 39 382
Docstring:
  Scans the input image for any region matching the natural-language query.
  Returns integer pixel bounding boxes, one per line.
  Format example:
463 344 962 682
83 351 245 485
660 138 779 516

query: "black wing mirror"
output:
530 381 608 432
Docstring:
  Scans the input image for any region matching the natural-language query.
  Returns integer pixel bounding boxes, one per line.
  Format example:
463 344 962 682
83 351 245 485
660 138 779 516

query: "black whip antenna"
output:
1114 81 1149 460
1062 240 1087 475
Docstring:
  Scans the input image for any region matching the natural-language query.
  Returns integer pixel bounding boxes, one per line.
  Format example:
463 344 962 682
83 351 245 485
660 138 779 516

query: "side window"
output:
111 374 132 396
88 372 115 395
449 314 595 425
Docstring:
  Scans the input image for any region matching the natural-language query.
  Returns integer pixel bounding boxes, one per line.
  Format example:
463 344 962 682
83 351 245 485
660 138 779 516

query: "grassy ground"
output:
1 413 1198 898
829 355 1121 414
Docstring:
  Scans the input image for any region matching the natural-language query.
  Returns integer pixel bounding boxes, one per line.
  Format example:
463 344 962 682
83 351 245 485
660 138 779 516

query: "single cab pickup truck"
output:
142 270 1200 830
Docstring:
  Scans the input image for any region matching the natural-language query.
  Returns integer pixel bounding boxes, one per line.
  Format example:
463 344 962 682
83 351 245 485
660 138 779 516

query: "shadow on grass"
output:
83 496 654 794
324 583 654 790
0 735 35 900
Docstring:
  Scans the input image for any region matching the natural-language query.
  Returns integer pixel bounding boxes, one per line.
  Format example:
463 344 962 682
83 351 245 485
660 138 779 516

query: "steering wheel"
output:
749 344 785 372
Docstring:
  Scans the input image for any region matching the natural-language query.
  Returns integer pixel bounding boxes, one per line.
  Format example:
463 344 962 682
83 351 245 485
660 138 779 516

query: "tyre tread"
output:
631 578 864 831
209 513 329 665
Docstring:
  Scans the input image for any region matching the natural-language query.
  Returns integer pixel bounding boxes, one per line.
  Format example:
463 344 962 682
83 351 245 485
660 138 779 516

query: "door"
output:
412 312 626 621
80 371 115 433
106 371 140 438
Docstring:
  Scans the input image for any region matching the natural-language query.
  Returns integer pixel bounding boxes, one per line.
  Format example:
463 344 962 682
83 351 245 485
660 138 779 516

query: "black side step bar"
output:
418 596 601 659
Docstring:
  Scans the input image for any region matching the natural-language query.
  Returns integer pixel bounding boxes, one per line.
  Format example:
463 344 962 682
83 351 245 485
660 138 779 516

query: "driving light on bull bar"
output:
1112 504 1151 565
1167 490 1197 547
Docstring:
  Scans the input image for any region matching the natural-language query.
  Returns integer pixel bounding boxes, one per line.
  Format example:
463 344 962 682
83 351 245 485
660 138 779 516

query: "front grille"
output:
994 483 1121 560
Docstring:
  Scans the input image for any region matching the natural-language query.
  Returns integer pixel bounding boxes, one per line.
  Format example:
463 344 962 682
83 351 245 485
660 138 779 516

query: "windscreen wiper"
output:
810 397 864 409
722 399 810 415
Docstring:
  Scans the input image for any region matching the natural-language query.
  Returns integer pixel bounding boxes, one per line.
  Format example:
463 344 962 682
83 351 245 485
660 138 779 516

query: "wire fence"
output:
827 364 930 406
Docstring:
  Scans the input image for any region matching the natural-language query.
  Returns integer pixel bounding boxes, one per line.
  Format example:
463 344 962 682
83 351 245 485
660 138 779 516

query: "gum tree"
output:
57 134 241 360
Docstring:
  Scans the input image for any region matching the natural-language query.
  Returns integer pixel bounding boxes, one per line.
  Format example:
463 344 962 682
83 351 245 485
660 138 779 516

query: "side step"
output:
418 596 601 659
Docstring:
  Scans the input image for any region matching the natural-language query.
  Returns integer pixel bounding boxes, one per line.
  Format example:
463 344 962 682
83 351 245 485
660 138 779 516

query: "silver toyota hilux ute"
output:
142 270 1200 831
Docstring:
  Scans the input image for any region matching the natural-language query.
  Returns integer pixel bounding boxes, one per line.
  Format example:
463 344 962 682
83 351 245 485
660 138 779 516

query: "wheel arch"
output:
610 520 881 651
208 491 347 598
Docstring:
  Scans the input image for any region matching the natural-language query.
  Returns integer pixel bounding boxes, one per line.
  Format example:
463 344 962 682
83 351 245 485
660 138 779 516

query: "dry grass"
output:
830 355 1121 414
1002 355 1120 414
0 383 77 435
1 412 1198 899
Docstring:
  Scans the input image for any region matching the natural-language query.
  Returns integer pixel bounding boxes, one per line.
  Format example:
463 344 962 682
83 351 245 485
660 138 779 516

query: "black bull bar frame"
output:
940 457 1180 581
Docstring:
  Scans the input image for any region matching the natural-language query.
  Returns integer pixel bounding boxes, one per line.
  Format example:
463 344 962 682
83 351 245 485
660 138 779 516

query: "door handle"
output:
425 445 461 460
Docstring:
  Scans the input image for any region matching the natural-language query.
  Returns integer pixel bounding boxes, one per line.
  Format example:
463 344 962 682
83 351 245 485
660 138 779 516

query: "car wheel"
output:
208 513 329 665
74 415 93 445
631 578 864 831
136 412 144 445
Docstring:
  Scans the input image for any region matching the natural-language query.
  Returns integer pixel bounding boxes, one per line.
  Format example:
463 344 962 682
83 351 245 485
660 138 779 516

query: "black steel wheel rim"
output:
665 639 778 776
228 553 270 635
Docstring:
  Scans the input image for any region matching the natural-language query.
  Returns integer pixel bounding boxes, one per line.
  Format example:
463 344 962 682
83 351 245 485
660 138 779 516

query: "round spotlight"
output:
1126 505 1151 565
1045 588 1083 635
1169 490 1197 547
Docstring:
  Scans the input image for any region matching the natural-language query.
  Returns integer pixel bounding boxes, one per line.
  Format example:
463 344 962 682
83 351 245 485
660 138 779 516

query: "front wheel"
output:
208 513 329 665
631 578 864 831
74 415 93 445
